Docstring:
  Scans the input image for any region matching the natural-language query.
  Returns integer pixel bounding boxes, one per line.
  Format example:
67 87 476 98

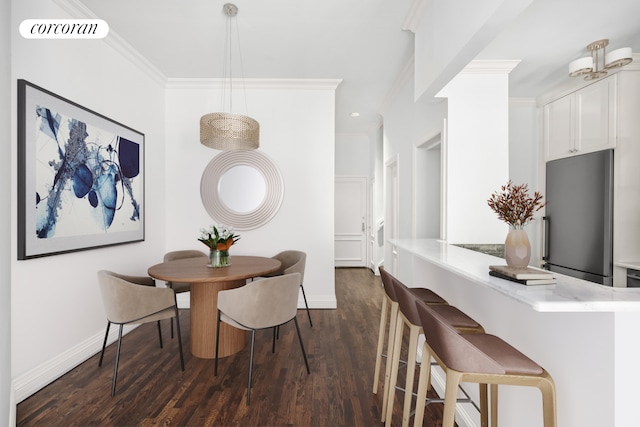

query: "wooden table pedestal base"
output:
190 279 247 359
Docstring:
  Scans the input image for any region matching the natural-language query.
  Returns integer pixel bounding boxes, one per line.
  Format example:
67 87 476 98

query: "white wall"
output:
509 98 542 264
383 69 448 241
164 81 338 309
11 0 167 401
1 1 14 424
437 70 510 244
335 133 370 176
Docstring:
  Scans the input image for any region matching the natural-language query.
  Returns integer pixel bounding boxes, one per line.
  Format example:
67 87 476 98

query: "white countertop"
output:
390 238 640 312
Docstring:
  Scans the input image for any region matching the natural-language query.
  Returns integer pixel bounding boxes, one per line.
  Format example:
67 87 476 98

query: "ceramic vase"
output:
504 228 531 269
209 249 231 268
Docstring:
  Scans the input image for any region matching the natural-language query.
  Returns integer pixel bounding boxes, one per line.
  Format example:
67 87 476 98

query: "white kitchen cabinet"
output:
543 74 616 161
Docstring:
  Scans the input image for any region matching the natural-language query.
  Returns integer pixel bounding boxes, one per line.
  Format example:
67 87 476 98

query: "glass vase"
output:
209 249 231 268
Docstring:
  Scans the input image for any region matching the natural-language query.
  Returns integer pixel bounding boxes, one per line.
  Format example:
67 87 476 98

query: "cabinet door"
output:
576 76 616 154
544 94 573 161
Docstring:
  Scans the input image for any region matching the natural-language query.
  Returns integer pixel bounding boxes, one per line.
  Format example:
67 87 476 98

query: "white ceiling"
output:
76 0 640 135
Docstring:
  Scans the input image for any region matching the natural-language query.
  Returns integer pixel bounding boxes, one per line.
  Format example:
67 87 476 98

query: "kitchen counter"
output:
391 238 640 312
388 238 640 427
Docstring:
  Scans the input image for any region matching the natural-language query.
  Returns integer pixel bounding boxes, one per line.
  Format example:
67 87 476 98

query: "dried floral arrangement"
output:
487 180 547 229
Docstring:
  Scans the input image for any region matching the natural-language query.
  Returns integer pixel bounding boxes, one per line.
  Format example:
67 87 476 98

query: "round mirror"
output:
201 150 284 230
218 165 266 213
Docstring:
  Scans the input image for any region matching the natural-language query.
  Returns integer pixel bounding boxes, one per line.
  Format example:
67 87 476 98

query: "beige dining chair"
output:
97 270 185 396
414 299 557 427
214 272 311 404
265 250 312 326
163 250 208 337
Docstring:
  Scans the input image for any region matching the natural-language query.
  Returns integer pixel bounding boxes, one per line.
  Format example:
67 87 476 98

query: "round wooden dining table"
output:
148 255 281 359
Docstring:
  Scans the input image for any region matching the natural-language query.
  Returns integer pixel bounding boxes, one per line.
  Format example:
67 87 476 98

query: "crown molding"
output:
460 59 522 74
53 0 167 86
378 54 415 115
165 78 342 91
402 0 430 33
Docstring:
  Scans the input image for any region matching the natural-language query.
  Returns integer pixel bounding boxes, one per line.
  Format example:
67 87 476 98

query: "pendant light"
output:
200 3 259 151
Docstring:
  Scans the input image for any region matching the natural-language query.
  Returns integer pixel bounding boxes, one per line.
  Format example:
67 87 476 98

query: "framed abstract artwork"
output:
17 79 145 259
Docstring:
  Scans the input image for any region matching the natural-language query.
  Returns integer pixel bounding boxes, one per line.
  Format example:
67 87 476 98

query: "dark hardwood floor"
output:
17 268 446 426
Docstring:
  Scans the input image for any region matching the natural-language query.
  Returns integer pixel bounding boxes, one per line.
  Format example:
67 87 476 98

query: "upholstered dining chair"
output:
97 270 185 396
163 250 208 337
215 272 311 404
263 250 311 326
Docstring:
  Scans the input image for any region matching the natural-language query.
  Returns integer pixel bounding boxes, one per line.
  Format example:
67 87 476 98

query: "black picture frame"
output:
17 79 145 259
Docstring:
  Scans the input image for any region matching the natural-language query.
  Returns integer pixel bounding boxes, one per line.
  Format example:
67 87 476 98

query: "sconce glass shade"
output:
569 57 594 77
605 47 633 69
200 112 260 151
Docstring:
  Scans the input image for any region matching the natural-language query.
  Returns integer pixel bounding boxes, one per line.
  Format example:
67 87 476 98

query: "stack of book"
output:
488 265 556 286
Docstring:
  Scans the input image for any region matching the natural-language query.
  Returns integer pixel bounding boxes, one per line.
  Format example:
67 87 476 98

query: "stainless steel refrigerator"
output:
543 149 614 286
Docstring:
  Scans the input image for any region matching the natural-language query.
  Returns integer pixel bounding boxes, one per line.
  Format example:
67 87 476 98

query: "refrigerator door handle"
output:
542 216 549 262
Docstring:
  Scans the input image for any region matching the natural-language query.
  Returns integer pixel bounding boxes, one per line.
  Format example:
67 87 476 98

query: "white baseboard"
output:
9 383 16 427
13 323 138 403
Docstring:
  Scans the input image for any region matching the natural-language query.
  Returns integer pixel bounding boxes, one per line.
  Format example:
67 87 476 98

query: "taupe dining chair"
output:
266 250 312 326
163 250 207 337
97 270 185 396
215 272 311 404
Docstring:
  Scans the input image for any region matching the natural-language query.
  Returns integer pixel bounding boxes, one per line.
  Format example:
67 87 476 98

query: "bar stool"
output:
386 277 485 427
374 267 448 422
415 299 557 427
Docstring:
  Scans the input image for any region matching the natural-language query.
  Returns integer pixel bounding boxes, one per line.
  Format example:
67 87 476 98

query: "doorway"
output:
414 134 442 239
335 176 368 267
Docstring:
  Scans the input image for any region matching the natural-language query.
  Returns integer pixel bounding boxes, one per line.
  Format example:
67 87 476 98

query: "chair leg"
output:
490 384 498 427
272 327 277 353
401 325 420 427
413 343 432 427
157 321 163 349
382 303 399 422
373 296 388 394
170 291 177 339
442 371 463 427
247 329 256 405
300 284 312 327
111 325 124 397
215 310 221 376
480 383 489 427
174 306 185 371
293 317 310 374
385 314 404 426
99 321 111 367
538 377 557 427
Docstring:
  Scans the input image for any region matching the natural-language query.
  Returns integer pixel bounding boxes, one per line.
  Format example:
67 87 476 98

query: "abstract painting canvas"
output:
17 80 144 259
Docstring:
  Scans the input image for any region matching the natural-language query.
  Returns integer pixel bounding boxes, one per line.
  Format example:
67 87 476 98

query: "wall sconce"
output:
569 39 633 81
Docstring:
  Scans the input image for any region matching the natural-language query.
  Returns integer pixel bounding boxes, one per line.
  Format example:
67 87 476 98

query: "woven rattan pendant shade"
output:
200 112 259 150
200 3 259 151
